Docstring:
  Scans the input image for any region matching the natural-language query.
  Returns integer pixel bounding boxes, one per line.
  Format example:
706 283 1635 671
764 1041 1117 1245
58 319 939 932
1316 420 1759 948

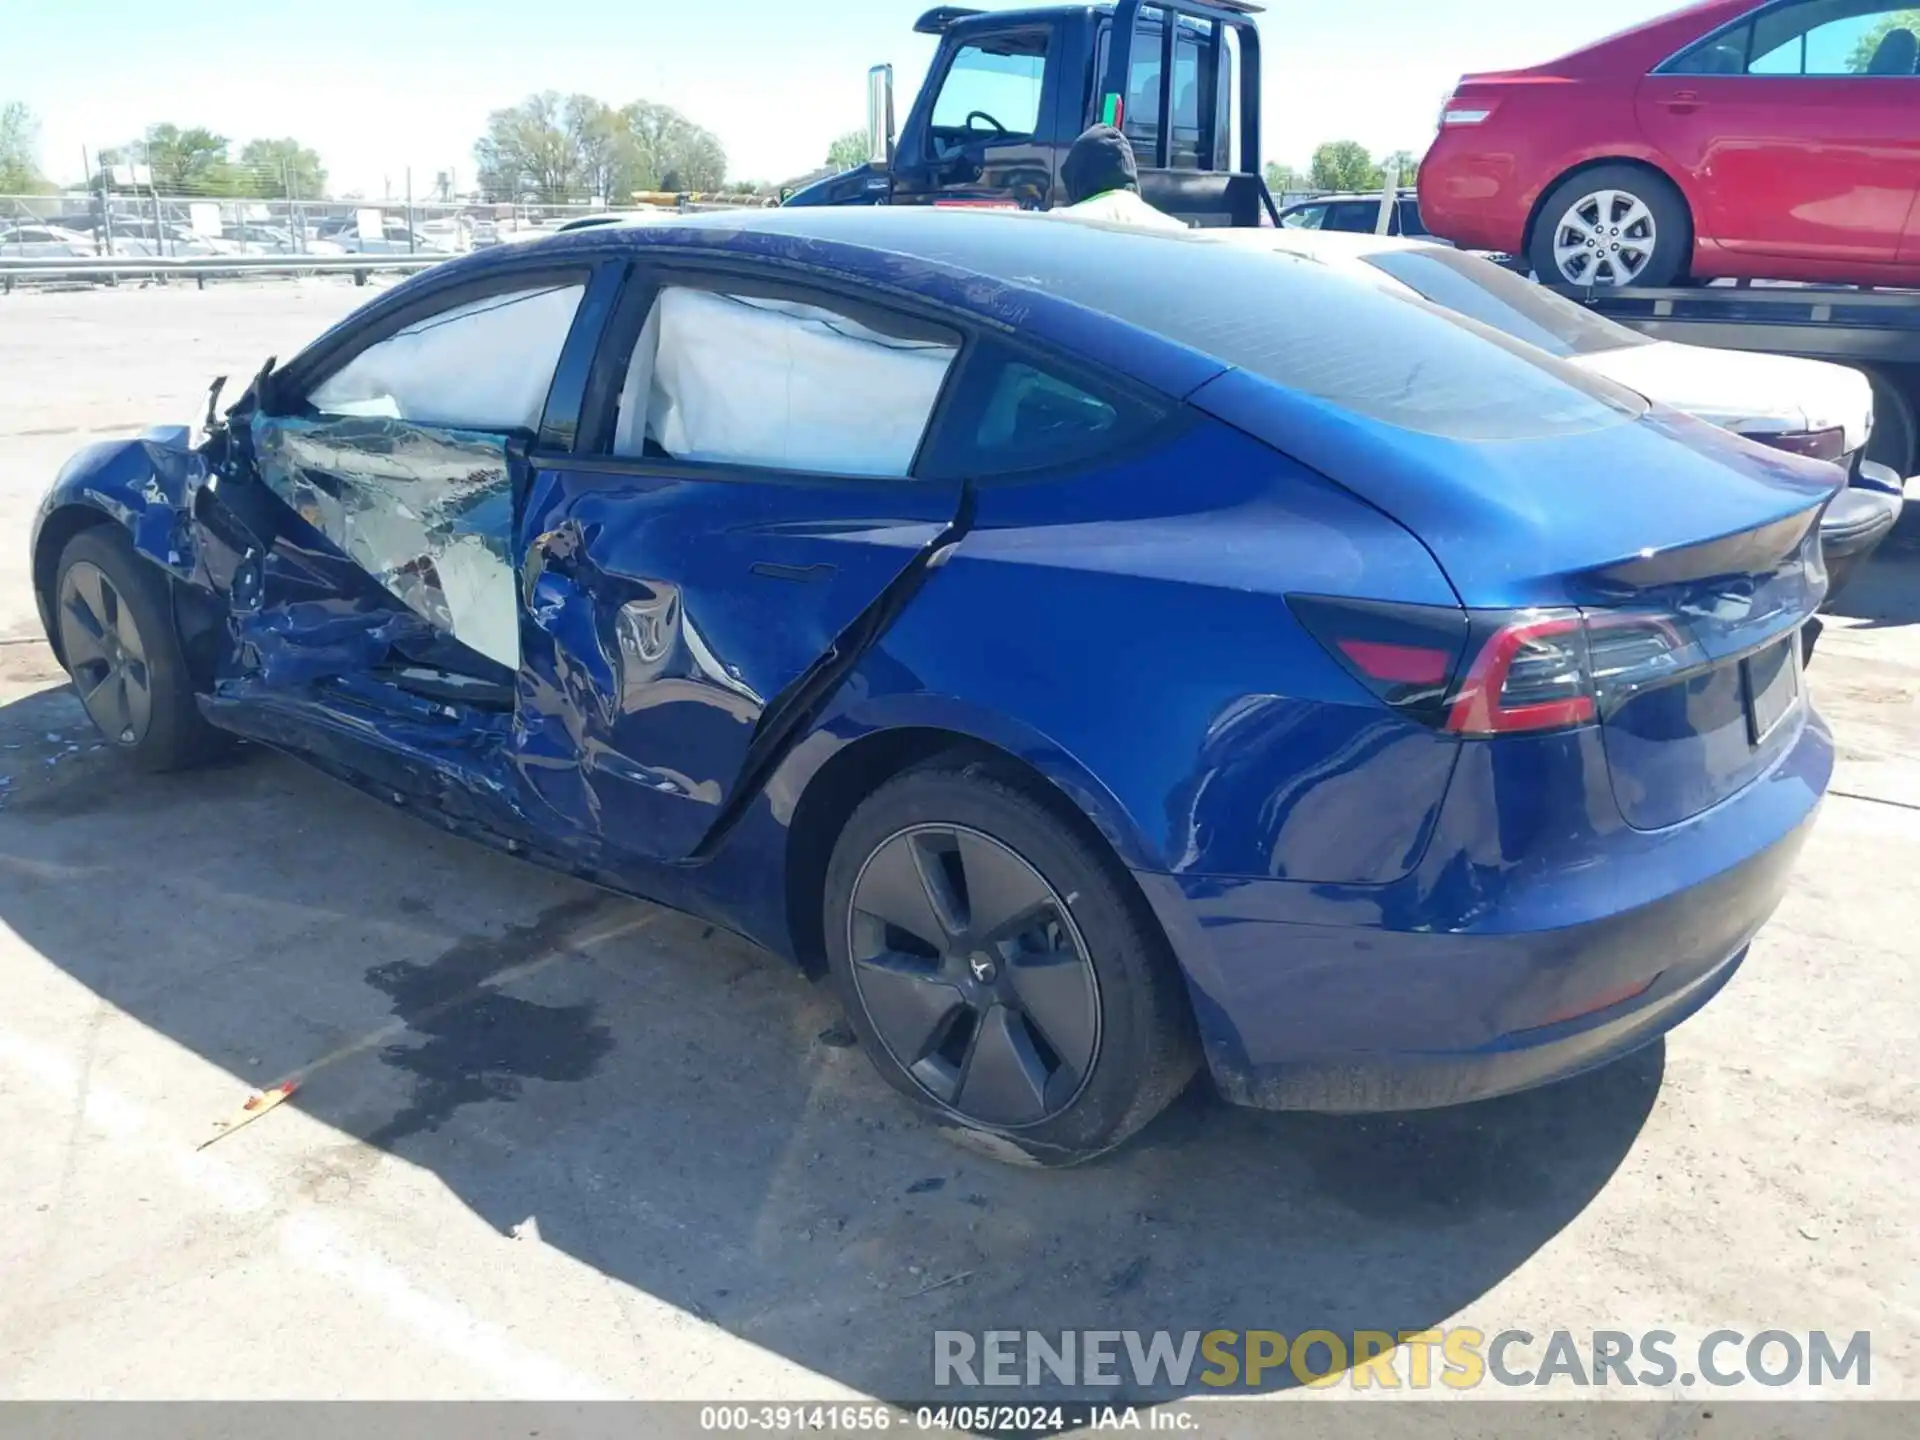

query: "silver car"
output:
0 222 97 258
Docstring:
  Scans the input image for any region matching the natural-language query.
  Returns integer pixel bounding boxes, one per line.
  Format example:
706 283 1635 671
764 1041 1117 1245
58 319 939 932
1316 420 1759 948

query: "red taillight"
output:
1445 615 1595 736
1750 427 1847 464
1337 639 1452 686
1439 97 1497 127
1292 596 1701 739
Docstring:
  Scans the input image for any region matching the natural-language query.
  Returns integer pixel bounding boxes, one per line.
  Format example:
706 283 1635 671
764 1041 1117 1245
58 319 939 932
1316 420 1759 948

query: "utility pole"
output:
80 145 102 254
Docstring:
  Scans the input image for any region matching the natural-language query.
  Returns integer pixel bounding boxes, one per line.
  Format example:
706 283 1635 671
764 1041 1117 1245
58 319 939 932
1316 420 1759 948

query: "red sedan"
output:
1419 0 1920 287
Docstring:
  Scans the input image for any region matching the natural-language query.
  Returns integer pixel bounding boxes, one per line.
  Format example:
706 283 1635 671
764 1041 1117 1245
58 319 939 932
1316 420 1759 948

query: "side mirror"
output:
866 64 896 167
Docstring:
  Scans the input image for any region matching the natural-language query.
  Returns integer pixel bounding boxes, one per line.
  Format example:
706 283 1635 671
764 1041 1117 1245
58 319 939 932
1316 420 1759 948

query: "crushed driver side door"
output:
194 266 611 845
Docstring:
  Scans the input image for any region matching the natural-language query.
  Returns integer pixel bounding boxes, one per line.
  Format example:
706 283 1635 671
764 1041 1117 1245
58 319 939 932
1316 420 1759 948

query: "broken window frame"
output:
246 261 610 674
262 261 604 445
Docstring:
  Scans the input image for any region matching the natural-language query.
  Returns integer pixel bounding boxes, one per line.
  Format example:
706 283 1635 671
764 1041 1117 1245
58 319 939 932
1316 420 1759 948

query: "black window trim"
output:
546 248 1186 491
917 330 1187 485
1651 0 1920 76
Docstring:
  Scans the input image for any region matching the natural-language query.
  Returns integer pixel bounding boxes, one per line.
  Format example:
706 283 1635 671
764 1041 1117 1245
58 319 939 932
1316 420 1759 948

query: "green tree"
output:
234 137 327 199
621 100 728 194
1379 149 1423 186
564 95 628 203
0 102 49 193
1308 139 1384 193
142 123 233 193
1263 161 1302 196
1847 10 1920 71
475 92 587 202
473 92 729 202
827 129 870 172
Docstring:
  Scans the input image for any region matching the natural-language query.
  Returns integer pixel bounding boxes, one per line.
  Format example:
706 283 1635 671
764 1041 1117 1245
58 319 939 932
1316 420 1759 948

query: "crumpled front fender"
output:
33 426 209 578
30 427 215 658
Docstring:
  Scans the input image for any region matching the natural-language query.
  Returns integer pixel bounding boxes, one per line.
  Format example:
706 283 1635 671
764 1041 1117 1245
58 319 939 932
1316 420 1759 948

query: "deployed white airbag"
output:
638 289 956 477
310 284 586 434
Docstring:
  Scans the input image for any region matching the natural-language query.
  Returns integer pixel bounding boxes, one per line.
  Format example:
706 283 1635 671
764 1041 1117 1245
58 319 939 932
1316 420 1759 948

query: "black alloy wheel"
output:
846 823 1100 1128
823 758 1199 1165
58 557 155 747
51 526 227 771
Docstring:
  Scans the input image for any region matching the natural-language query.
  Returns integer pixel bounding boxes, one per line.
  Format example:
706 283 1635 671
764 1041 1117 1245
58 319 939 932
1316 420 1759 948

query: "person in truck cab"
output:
1055 126 1187 232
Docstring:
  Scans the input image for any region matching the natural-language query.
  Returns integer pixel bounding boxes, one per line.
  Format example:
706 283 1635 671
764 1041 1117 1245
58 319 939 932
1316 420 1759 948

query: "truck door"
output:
891 25 1061 209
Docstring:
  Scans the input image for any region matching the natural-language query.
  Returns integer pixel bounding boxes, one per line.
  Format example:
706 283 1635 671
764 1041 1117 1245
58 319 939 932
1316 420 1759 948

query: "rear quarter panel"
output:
1422 76 1687 254
795 418 1465 887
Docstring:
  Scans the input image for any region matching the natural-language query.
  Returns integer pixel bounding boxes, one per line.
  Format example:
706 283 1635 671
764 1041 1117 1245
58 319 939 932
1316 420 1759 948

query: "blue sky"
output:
4 0 1685 194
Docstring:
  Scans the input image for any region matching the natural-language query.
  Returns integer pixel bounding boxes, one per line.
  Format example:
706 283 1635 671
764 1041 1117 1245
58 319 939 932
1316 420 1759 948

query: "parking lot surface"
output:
0 283 1914 1404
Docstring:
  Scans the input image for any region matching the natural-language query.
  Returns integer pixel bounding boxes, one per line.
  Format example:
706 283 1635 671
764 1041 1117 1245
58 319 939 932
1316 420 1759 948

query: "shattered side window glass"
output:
308 284 586 432
254 418 524 671
613 288 958 478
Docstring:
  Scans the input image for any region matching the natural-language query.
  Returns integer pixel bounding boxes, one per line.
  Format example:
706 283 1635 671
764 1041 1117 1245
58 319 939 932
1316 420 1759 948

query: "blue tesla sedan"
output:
31 209 1835 1163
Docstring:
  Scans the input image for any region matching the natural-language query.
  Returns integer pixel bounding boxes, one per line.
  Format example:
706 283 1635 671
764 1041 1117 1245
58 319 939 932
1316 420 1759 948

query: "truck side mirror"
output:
866 64 896 166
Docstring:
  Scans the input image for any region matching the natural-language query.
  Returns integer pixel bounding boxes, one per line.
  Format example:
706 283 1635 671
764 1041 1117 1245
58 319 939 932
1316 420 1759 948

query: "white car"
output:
0 222 97 258
1202 227 1901 600
223 223 346 257
107 224 240 259
1204 228 1875 465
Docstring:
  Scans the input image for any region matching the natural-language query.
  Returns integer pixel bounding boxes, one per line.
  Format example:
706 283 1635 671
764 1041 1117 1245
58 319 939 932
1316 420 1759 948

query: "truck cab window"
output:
1123 7 1166 158
1117 10 1221 169
928 33 1048 155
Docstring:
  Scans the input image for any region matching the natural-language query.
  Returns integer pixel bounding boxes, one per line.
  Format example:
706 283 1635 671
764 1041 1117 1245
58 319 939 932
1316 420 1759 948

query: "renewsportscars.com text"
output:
933 1328 1872 1391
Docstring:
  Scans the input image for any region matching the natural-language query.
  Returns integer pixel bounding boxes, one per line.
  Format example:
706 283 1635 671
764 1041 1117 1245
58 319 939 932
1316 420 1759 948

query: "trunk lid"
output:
1191 372 1838 827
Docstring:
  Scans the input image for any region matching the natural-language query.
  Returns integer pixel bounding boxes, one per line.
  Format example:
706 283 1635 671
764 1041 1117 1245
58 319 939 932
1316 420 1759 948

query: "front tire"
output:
823 756 1198 1166
1529 165 1691 288
52 527 228 772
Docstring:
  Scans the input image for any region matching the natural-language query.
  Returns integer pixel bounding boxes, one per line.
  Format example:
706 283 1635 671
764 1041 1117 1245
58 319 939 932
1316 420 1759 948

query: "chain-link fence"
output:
0 186 765 261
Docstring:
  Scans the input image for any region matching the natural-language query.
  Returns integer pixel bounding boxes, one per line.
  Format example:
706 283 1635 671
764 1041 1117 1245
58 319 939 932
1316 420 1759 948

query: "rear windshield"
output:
922 218 1649 441
1363 246 1653 359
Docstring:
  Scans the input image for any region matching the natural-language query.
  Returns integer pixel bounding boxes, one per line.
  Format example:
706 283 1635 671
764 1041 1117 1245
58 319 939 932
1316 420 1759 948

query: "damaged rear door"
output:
201 265 607 834
516 267 968 863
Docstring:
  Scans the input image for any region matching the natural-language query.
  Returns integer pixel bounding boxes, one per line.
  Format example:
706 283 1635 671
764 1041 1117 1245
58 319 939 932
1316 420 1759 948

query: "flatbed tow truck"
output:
787 0 1920 475
783 0 1277 226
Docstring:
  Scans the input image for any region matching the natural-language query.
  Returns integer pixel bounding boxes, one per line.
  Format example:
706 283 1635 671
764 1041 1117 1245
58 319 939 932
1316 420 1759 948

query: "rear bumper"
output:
1140 706 1831 1112
1416 142 1531 255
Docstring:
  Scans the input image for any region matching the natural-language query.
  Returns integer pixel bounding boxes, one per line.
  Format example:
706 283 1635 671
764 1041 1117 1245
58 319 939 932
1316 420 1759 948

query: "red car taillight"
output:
1291 597 1699 738
1749 427 1847 464
1438 95 1498 127
1445 615 1593 734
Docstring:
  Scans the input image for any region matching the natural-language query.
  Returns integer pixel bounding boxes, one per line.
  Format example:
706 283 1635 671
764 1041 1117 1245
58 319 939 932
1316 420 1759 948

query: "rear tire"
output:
52 527 228 772
823 756 1197 1166
1864 367 1917 476
1529 165 1691 288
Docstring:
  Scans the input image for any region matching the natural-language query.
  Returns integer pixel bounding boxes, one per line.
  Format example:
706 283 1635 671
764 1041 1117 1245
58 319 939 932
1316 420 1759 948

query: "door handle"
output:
1659 90 1703 114
751 561 836 584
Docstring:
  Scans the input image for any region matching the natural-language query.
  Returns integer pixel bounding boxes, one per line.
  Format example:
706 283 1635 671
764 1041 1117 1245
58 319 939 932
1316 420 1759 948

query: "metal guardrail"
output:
0 253 449 292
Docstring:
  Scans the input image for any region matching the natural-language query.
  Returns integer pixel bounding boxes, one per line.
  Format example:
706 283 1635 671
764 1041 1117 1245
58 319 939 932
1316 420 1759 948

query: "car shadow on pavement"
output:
0 677 1661 1402
1828 506 1920 628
